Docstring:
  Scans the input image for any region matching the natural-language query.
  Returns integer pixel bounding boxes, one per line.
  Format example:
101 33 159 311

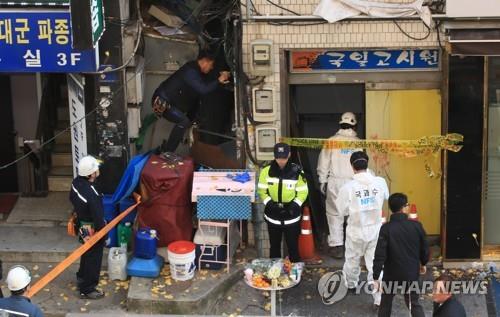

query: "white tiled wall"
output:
242 1 442 256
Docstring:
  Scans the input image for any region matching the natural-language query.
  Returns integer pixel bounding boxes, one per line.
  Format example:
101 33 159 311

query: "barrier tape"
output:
280 133 463 157
25 193 142 298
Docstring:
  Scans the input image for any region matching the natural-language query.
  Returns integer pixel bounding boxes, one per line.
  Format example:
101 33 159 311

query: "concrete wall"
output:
242 0 443 255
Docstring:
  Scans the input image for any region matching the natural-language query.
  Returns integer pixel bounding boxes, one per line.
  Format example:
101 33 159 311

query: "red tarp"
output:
137 154 193 247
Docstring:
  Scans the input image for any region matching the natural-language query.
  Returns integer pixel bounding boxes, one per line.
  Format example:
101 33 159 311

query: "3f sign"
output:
57 53 82 66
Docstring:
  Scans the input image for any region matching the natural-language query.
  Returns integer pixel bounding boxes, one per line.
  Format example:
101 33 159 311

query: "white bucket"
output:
167 249 196 281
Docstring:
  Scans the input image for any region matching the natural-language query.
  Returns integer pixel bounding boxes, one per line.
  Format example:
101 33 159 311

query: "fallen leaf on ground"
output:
264 302 271 311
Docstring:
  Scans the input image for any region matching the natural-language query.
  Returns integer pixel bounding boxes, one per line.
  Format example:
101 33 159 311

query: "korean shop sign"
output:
290 49 440 73
70 0 104 49
0 10 99 72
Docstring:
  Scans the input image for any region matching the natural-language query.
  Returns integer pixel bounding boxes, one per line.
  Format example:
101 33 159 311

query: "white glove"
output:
320 183 327 195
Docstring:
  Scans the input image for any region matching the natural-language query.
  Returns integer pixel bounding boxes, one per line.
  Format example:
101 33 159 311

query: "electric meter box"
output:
250 39 273 77
252 87 275 122
255 125 279 161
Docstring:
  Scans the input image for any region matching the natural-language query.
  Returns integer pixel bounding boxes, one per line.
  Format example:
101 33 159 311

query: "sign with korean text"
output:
70 0 104 49
0 0 69 5
91 0 104 46
0 10 99 72
290 49 440 73
67 74 87 178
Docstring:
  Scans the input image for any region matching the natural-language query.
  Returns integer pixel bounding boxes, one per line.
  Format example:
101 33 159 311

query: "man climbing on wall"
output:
317 112 361 258
152 51 230 152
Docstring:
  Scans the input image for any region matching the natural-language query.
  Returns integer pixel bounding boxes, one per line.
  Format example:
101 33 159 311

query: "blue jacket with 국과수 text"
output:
0 295 44 317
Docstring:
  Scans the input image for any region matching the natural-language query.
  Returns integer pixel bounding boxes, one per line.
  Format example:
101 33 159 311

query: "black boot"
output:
330 246 344 259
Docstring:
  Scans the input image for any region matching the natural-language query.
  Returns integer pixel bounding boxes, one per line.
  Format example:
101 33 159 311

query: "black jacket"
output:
433 296 466 317
373 213 429 282
69 176 105 230
153 61 219 116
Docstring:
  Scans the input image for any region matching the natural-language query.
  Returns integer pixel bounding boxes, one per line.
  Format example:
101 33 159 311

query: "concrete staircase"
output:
48 102 73 192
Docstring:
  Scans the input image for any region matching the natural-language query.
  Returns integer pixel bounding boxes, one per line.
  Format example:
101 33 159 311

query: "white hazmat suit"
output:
336 171 389 305
317 128 360 247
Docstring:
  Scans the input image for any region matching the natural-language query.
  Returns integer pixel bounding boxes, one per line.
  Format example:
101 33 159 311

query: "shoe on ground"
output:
80 289 105 300
330 246 344 259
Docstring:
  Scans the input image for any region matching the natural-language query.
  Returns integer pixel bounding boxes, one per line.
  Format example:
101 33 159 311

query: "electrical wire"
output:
435 20 444 50
0 57 152 171
265 0 299 16
393 20 431 41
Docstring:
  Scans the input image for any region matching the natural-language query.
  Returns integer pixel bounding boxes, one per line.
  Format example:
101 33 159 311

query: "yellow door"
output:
366 90 442 235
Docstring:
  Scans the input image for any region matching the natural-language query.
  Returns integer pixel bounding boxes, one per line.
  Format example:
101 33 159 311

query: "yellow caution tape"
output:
280 134 464 178
280 133 463 157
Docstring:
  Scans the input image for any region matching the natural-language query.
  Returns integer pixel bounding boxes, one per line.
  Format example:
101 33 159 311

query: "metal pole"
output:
271 289 276 316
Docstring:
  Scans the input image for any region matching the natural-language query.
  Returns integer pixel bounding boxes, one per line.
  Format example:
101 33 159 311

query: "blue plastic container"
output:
195 244 227 270
126 255 164 278
102 195 118 222
134 228 158 259
119 197 137 224
105 227 118 248
102 195 118 248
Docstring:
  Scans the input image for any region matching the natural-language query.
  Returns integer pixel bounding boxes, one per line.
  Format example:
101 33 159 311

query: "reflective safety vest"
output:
257 161 309 207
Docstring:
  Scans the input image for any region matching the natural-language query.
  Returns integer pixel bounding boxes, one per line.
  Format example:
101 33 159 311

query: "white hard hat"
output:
6 265 31 291
339 112 357 125
78 155 100 177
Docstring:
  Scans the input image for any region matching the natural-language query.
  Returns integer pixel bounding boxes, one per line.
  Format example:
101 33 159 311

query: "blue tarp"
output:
111 151 152 205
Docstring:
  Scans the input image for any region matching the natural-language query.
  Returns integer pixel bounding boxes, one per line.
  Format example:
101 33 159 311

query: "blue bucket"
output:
119 197 137 224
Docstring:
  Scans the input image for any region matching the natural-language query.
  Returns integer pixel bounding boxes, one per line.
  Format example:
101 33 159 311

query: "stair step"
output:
48 175 73 192
53 143 71 153
49 166 73 177
52 152 72 167
54 129 71 145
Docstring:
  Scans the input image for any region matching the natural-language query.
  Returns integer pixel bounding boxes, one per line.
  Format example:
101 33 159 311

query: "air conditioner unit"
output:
447 0 500 18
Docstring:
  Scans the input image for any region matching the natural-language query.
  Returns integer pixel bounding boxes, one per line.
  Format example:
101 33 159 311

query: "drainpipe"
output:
246 0 251 20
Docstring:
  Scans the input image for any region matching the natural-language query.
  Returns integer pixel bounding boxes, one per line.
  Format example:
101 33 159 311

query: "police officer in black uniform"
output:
69 155 105 300
257 143 309 262
152 51 230 152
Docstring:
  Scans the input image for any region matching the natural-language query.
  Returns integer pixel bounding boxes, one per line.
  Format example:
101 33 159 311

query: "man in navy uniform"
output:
69 156 106 300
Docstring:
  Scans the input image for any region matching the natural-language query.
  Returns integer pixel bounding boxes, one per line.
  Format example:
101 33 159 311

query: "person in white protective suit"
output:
317 112 361 259
336 151 389 307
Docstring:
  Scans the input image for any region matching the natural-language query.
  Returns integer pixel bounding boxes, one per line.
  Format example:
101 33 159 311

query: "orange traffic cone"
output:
381 210 387 224
409 204 419 221
298 206 321 264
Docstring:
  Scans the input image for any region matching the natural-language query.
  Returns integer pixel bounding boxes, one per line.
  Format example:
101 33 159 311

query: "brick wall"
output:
242 1 442 257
